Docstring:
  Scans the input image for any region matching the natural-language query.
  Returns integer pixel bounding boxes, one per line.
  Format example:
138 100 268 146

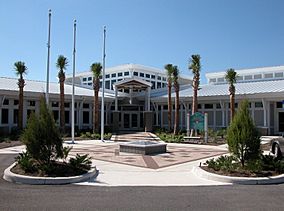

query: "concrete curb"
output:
3 163 99 185
192 166 284 185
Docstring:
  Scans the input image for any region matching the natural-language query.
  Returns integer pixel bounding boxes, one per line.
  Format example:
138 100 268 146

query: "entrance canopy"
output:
113 77 152 90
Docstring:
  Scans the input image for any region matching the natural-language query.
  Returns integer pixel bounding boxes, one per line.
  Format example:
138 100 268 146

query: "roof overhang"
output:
113 77 152 90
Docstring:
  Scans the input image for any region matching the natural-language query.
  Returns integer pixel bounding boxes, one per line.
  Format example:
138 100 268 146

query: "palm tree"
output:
90 62 102 133
165 64 174 132
189 54 201 115
56 55 68 133
172 65 180 135
225 68 237 122
14 61 27 130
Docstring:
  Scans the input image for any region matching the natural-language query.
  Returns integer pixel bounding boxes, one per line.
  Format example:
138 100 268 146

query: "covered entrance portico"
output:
112 78 153 132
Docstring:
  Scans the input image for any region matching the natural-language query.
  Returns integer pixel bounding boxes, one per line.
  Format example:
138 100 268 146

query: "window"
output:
139 72 144 77
1 108 8 124
216 103 221 109
133 71 138 76
198 104 202 109
65 111 70 124
264 73 273 78
237 76 243 81
204 104 213 109
117 78 122 81
254 74 262 79
157 82 161 89
244 75 252 80
13 109 18 124
162 77 167 81
82 78 87 82
124 71 129 76
83 103 89 109
88 82 92 86
27 110 35 120
111 79 116 90
83 111 89 124
255 102 263 108
14 100 19 105
162 83 166 88
111 73 116 78
88 77 92 81
29 101 35 107
53 110 59 123
275 72 283 78
146 74 150 78
118 72 123 77
157 76 161 80
106 74 110 79
163 105 168 110
64 103 70 108
217 77 224 82
52 102 59 107
151 75 155 79
105 80 110 89
209 78 216 83
3 99 9 105
151 81 156 89
277 102 283 108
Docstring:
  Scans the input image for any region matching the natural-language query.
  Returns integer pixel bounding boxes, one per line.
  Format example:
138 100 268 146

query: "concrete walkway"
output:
0 135 278 187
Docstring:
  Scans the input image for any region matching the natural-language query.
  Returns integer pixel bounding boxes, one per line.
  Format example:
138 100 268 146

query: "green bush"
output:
80 132 112 140
155 131 184 143
227 99 261 167
69 154 92 171
15 152 35 173
21 97 63 165
205 155 237 172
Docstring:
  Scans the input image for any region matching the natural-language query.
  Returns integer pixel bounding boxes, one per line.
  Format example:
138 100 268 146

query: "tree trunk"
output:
93 89 96 133
230 93 235 123
18 79 24 130
59 78 65 134
167 83 172 132
174 85 179 135
94 78 100 133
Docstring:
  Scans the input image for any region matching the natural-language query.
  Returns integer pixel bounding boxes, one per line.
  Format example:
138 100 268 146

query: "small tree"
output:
227 99 261 167
21 97 63 165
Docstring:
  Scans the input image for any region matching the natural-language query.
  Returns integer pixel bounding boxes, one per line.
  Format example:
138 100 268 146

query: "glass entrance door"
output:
122 112 140 130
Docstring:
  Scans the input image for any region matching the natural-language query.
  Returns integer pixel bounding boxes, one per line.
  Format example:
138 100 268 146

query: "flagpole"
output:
46 9 51 104
101 26 106 142
71 20 77 144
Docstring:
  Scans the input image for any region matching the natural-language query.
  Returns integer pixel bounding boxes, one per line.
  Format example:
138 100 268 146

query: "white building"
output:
1 64 284 135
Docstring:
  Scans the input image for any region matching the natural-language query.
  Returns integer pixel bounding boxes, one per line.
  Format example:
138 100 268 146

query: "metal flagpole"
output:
101 26 106 142
46 9 51 104
71 20 77 144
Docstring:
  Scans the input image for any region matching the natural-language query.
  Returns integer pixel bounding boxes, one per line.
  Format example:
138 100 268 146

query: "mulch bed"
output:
201 166 278 177
11 162 87 177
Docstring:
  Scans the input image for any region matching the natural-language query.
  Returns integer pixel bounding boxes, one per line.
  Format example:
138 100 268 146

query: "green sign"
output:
190 112 204 131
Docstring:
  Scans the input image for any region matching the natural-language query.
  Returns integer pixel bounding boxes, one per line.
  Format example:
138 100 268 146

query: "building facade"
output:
1 64 284 135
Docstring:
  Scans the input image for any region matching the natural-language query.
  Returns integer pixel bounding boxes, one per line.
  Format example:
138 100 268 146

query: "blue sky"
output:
0 0 283 84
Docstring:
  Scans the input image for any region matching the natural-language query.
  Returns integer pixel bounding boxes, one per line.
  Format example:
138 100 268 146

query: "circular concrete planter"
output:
3 163 99 185
193 166 284 185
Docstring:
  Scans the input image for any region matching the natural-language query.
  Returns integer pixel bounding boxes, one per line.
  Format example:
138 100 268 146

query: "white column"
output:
161 105 163 127
130 86 133 104
115 86 118 111
262 99 267 127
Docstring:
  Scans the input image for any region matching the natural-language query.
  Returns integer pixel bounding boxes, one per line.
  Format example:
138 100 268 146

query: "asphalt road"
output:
1 154 284 211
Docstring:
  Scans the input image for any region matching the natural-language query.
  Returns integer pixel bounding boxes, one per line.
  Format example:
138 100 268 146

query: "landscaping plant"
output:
227 99 261 167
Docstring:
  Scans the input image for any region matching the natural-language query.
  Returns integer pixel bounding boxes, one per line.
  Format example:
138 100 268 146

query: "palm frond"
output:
90 63 102 78
225 68 237 85
14 61 27 77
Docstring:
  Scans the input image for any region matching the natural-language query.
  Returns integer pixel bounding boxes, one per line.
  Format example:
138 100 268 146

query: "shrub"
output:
205 155 236 172
15 152 35 173
62 146 73 162
227 99 261 167
21 97 63 165
69 154 92 171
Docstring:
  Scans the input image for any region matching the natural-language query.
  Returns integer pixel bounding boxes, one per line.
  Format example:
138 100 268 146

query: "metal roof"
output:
151 79 284 101
0 77 115 99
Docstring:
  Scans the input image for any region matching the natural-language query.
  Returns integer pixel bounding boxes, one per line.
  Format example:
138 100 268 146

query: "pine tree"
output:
21 97 63 165
227 99 261 167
